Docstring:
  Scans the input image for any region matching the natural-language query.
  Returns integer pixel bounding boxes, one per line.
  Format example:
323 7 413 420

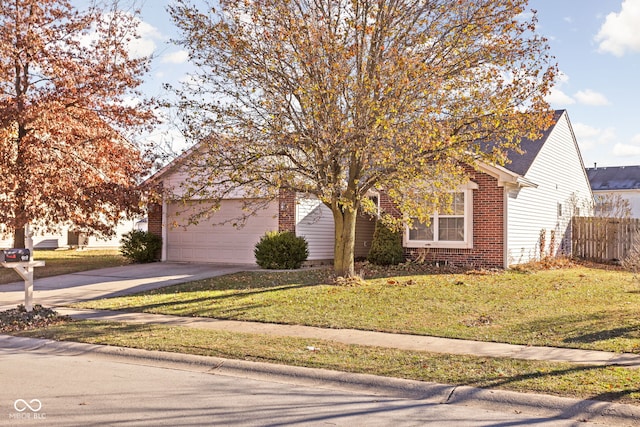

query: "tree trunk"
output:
332 205 358 277
13 227 25 249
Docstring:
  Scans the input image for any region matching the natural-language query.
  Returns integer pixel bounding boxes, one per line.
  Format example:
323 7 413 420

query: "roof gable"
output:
499 110 564 176
149 110 577 188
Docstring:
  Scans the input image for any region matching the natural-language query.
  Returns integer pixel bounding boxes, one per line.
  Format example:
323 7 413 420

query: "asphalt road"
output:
1 343 598 427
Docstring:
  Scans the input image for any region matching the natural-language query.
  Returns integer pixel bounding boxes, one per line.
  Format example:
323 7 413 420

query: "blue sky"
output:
130 0 640 168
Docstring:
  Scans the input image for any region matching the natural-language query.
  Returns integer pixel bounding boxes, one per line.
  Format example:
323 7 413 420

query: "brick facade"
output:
151 171 505 268
145 181 164 261
147 202 163 238
278 189 296 232
382 168 505 269
147 181 163 240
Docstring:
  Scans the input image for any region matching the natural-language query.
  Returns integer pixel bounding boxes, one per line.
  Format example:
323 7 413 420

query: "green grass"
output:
0 249 129 284
74 264 640 353
15 320 640 405
8 260 640 405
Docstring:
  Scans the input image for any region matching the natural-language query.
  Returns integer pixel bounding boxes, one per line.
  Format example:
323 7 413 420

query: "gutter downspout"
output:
503 186 509 269
161 197 168 261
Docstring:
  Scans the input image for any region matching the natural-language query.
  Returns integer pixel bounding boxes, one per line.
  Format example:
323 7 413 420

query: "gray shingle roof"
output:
586 165 640 190
484 110 564 176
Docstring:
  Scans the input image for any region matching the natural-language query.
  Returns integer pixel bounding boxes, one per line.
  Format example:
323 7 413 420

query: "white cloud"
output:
574 89 610 106
573 122 616 150
613 143 640 156
595 0 640 56
546 71 575 106
611 133 640 157
128 19 164 59
161 50 189 64
545 72 611 108
556 71 570 85
179 74 202 85
516 11 534 22
79 12 164 60
117 95 141 108
545 88 575 106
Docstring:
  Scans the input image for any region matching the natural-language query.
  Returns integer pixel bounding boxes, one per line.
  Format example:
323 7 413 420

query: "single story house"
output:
148 109 592 268
586 165 640 218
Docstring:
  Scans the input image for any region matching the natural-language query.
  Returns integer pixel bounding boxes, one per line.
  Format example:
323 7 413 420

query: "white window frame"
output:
404 183 476 249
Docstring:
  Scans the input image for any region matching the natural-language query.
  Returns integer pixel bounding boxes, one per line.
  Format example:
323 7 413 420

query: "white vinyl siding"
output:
166 200 277 264
593 189 640 218
506 112 593 264
295 195 377 261
296 196 334 260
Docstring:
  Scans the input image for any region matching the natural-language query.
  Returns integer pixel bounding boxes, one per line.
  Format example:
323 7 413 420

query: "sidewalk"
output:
3 262 640 368
3 263 640 425
57 307 640 368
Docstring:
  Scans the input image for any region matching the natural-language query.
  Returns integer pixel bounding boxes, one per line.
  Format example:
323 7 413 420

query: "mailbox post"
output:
0 225 45 312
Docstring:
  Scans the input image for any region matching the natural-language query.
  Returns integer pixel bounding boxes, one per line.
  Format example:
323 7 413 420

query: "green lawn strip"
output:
0 250 129 284
74 266 640 353
14 320 640 406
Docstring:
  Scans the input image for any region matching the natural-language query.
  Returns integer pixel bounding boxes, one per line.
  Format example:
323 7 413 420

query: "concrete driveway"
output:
0 262 253 311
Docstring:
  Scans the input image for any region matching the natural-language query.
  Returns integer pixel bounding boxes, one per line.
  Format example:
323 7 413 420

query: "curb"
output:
2 334 639 426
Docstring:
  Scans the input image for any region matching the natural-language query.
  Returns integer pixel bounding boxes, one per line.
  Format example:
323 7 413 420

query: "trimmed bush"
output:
367 221 404 265
120 230 162 263
254 231 309 269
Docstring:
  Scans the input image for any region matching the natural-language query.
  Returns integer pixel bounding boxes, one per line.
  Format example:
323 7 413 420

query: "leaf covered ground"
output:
0 305 69 333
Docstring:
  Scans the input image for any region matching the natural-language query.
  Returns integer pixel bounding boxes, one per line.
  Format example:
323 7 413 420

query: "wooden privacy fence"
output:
572 216 640 262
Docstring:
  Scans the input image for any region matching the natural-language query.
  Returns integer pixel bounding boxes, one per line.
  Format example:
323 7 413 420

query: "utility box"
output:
0 248 30 263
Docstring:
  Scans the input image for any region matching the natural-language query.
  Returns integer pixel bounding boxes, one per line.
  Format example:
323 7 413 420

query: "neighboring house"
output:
148 109 592 268
0 218 146 250
586 165 640 217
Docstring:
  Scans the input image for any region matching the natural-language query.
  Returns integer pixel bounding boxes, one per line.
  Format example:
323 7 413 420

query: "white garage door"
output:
166 200 278 264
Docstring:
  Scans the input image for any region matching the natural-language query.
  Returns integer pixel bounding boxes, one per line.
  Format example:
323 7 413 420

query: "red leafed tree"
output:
0 0 155 248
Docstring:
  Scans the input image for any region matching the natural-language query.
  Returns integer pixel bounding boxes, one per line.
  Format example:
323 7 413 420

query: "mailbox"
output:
0 248 30 263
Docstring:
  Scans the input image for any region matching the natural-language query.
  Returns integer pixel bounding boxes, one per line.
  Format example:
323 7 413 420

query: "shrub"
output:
622 231 640 280
367 221 404 265
254 231 308 269
120 230 162 263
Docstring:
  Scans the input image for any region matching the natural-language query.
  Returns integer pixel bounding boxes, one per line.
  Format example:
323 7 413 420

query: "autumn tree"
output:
0 0 154 248
168 0 556 277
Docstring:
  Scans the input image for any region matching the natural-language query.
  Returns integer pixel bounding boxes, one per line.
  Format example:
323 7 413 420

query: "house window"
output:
405 188 474 249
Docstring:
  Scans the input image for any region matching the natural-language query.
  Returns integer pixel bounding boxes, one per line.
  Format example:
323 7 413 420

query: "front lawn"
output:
15 320 640 405
74 262 640 353
0 249 129 284
9 260 640 406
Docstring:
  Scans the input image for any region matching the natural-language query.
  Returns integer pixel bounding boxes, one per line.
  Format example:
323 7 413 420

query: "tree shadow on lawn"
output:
512 310 640 352
159 269 335 292
564 325 640 346
105 282 317 317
